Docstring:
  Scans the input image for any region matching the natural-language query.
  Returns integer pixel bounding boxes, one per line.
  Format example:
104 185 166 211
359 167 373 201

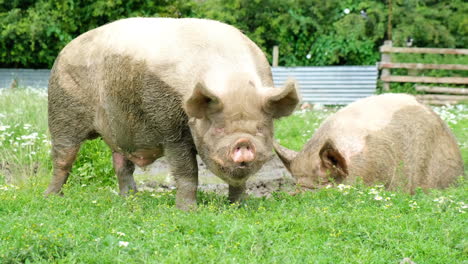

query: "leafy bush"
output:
1 0 466 68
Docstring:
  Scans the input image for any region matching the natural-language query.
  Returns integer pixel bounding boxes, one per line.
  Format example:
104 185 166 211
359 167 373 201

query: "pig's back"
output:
330 94 423 133
321 93 463 190
317 94 423 159
56 17 271 94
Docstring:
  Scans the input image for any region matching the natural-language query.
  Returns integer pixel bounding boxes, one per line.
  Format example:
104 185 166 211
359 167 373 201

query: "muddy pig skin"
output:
46 17 299 210
274 94 464 192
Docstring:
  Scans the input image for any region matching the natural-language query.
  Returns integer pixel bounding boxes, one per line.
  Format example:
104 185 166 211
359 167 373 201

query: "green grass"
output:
0 88 467 263
1 182 466 263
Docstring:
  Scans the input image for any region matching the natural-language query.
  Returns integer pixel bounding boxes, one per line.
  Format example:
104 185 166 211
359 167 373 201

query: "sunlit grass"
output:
0 179 466 263
0 88 466 263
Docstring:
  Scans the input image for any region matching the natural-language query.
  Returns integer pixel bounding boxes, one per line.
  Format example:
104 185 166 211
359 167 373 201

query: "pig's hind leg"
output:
45 127 98 196
45 78 97 196
45 144 81 195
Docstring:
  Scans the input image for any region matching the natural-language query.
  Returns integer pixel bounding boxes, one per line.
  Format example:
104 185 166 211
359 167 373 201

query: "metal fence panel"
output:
0 68 51 88
272 66 378 105
0 66 378 105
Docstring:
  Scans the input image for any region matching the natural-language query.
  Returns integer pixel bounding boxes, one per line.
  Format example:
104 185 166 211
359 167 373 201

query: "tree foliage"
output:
0 0 466 68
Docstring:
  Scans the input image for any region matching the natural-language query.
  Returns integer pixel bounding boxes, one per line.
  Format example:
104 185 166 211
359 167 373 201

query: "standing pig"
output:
46 18 299 210
274 94 464 192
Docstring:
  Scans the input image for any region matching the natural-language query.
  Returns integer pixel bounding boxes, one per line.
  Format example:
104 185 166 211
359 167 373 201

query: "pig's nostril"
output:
231 138 256 164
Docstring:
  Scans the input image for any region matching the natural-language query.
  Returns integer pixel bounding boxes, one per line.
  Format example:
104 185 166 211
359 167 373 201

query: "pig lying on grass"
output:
274 94 464 192
46 18 299 210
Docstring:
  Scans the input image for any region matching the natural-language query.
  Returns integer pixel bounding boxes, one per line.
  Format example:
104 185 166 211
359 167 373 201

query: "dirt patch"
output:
134 155 296 197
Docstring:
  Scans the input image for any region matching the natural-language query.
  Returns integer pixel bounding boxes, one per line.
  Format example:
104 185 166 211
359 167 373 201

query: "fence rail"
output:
379 40 468 104
378 62 468 71
381 76 468 84
379 46 468 55
415 86 468 95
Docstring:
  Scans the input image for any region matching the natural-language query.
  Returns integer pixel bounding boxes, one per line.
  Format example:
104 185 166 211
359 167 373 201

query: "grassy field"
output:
0 88 466 263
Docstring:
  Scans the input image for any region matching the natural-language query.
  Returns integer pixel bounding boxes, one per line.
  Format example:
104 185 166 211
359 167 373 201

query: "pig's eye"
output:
214 127 225 134
256 127 265 137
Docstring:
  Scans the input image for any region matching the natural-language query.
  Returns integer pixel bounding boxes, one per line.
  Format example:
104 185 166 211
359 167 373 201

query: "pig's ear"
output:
184 82 223 119
263 79 300 118
319 140 348 180
273 141 298 173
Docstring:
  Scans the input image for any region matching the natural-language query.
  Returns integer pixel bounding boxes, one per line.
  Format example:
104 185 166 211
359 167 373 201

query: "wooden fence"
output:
379 40 468 104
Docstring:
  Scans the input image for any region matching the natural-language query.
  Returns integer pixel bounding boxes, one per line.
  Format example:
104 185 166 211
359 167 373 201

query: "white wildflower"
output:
458 202 467 213
374 195 383 201
118 241 129 247
0 184 19 191
21 132 38 140
409 200 419 209
337 184 352 191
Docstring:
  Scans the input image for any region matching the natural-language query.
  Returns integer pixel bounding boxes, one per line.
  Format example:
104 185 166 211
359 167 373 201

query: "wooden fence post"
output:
381 40 392 91
272 45 279 67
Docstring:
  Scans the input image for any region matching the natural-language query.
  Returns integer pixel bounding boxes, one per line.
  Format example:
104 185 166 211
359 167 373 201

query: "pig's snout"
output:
231 138 256 166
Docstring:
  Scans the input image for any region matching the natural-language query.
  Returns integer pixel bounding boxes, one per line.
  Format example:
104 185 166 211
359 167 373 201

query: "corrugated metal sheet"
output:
0 68 50 88
272 66 378 105
0 67 378 105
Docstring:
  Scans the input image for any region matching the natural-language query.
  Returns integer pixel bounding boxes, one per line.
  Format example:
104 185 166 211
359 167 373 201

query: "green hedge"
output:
1 0 467 68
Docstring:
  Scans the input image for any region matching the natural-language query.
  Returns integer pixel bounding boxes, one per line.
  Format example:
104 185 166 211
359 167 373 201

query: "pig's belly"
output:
125 148 164 167
98 129 165 167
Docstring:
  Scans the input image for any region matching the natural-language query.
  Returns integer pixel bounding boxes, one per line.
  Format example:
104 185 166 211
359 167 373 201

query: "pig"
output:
274 94 464 193
45 17 299 210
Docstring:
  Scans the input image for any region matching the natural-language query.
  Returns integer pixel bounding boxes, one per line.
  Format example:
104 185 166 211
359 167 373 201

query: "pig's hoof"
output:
119 188 138 196
176 202 197 212
119 186 138 197
228 200 244 208
43 189 64 197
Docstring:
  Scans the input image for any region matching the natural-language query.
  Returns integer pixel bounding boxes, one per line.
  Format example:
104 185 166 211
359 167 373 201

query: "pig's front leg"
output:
228 184 246 204
165 143 198 211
